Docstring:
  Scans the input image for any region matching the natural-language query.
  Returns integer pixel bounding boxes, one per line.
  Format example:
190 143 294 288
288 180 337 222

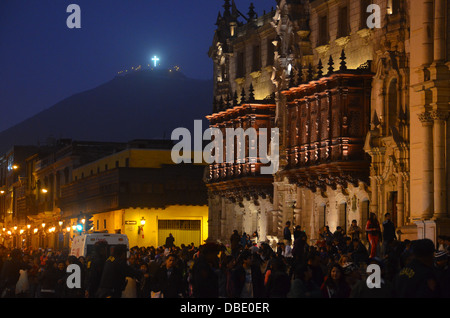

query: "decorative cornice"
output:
430 109 450 121
417 111 433 123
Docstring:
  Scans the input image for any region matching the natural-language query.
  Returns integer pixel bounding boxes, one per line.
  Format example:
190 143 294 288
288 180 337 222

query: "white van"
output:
70 233 129 259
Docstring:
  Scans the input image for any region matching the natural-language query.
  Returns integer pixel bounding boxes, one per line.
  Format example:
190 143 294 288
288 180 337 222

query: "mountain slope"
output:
0 69 213 153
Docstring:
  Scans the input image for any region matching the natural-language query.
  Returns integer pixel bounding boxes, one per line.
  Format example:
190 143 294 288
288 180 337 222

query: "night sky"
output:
0 0 276 133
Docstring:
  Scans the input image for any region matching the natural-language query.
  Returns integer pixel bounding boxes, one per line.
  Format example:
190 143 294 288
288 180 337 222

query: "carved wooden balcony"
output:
280 58 373 192
205 93 276 204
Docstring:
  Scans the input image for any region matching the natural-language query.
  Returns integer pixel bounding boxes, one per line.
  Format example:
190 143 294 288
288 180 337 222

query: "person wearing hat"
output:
433 250 450 298
394 239 440 298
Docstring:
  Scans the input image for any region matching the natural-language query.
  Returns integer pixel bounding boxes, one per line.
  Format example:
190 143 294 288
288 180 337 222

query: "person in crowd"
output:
366 213 381 258
288 264 322 298
347 220 362 241
320 226 334 246
64 256 85 298
38 259 64 298
292 228 308 265
230 250 264 298
307 252 325 288
240 232 250 248
437 235 447 252
152 253 185 298
264 256 290 298
394 239 440 298
218 255 234 298
230 230 241 259
382 213 397 257
190 243 220 298
283 221 292 246
96 244 141 298
28 256 41 298
333 226 345 245
400 239 414 268
136 263 151 298
348 238 369 265
0 249 25 298
433 250 450 298
165 233 175 249
84 240 108 298
55 261 67 297
320 263 351 298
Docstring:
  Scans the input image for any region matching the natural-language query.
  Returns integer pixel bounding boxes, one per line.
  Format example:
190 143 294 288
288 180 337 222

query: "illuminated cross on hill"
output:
152 56 160 67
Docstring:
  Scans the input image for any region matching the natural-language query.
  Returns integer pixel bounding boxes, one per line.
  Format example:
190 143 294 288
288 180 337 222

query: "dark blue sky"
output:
0 0 276 132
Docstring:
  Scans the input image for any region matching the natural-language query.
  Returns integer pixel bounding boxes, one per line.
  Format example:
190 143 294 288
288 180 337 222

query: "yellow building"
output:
88 206 208 248
60 140 209 249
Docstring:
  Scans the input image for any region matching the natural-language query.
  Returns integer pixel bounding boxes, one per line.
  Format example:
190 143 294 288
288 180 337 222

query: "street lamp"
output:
138 217 146 237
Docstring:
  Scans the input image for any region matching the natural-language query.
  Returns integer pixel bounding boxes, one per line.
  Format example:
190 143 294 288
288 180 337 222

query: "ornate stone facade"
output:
207 1 278 243
207 0 450 246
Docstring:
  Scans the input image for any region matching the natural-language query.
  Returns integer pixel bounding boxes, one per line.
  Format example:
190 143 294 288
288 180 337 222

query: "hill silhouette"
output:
0 69 213 153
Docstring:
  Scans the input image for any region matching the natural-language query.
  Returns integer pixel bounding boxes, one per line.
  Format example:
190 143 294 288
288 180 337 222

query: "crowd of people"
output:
0 215 449 298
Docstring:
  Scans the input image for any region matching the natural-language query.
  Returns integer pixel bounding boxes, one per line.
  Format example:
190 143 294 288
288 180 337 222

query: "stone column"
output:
258 200 271 242
431 110 449 219
207 194 220 242
294 208 301 228
370 176 378 215
396 173 405 227
422 0 434 66
433 0 447 63
271 210 279 236
418 111 434 219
